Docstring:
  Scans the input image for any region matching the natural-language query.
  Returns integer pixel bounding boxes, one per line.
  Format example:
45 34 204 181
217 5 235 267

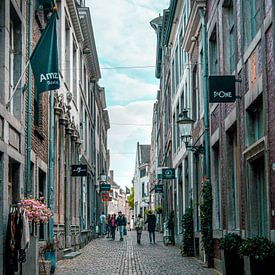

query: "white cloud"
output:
107 100 155 186
86 0 169 188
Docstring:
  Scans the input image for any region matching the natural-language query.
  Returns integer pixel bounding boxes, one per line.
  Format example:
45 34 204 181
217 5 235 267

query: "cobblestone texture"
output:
55 231 217 275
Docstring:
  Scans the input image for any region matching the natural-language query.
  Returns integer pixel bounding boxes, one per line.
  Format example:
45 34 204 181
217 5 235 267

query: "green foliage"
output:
239 237 275 261
144 209 150 215
128 185 134 209
200 182 214 267
155 206 163 214
181 207 194 257
220 233 243 253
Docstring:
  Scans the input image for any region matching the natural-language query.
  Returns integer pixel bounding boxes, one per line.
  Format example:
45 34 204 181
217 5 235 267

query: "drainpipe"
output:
199 7 213 268
26 0 33 197
92 80 97 238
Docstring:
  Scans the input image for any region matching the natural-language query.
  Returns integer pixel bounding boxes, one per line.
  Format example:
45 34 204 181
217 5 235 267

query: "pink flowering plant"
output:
19 197 51 223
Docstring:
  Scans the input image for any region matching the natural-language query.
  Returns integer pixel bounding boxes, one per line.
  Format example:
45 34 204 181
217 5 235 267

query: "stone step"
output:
63 248 73 255
63 251 81 259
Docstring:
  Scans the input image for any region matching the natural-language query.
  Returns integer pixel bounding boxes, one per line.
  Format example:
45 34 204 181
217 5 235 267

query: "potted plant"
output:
181 207 194 257
238 236 275 275
42 239 59 274
220 233 243 275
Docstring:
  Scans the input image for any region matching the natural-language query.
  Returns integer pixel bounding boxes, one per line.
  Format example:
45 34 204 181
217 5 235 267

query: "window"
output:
244 0 261 48
223 1 235 74
140 168 146 178
173 114 176 153
176 103 180 149
175 46 179 88
65 19 71 89
172 60 175 96
192 66 198 121
209 27 218 75
226 126 239 230
9 5 22 120
246 95 264 146
73 42 77 104
212 144 221 229
142 182 145 197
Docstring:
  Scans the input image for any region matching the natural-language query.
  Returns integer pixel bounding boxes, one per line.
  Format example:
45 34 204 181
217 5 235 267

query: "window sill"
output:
34 126 45 140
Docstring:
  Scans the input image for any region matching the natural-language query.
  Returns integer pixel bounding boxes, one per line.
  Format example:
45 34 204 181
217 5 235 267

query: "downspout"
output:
92 80 97 238
26 0 33 196
199 7 213 267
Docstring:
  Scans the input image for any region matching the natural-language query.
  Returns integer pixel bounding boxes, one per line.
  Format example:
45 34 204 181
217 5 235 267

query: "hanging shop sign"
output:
155 184 164 193
100 184 111 192
209 75 236 103
162 168 176 179
102 192 110 202
71 164 87 177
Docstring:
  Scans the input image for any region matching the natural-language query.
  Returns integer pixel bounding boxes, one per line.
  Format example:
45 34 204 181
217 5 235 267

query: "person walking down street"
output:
99 212 106 237
116 211 126 241
106 214 111 238
145 210 157 244
134 214 144 244
109 214 116 240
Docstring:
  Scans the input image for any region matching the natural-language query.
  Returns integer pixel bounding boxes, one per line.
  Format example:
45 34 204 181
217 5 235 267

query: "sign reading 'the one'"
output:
209 76 236 103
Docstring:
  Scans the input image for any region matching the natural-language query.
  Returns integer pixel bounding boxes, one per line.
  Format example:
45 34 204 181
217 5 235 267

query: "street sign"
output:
155 184 163 193
100 184 111 192
162 168 176 179
209 75 236 103
71 165 87 177
102 192 109 202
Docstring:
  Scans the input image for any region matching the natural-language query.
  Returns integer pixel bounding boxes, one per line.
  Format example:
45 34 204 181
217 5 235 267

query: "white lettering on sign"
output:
213 91 232 98
40 72 59 83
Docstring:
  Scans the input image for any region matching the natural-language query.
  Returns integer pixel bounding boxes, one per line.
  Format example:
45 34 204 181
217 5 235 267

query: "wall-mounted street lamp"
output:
177 109 204 154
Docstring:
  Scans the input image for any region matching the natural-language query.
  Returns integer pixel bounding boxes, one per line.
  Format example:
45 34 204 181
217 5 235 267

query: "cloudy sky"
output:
87 0 170 189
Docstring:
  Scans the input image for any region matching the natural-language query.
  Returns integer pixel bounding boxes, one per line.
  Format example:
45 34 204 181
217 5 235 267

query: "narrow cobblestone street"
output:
56 231 217 275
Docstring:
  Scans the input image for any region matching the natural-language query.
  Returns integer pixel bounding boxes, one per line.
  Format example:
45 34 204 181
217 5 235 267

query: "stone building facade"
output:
151 0 274 272
0 0 110 273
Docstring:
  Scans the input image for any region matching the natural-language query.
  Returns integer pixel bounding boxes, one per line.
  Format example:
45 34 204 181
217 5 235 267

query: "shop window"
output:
248 156 267 237
39 169 46 240
8 158 20 205
177 165 183 233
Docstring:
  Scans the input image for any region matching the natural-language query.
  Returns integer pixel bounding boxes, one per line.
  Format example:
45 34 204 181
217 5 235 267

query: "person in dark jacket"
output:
116 211 127 241
145 210 157 244
109 214 116 240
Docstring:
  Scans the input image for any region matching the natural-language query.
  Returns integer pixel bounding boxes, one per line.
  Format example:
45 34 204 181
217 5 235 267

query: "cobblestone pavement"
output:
55 231 217 275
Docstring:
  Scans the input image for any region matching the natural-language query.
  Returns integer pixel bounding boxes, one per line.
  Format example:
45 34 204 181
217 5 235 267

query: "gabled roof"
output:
139 144 150 165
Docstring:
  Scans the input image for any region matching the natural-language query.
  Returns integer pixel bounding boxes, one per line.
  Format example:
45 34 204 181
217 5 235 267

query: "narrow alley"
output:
55 232 217 275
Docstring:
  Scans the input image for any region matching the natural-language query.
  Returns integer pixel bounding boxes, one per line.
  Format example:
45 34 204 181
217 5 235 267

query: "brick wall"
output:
25 8 49 165
266 25 275 229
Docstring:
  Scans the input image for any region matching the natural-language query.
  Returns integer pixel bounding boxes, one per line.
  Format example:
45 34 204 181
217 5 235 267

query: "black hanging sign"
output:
209 75 236 103
71 165 88 177
162 168 176 179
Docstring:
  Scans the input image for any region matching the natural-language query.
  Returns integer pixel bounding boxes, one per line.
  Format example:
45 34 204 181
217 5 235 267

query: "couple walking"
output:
108 211 127 241
134 210 156 244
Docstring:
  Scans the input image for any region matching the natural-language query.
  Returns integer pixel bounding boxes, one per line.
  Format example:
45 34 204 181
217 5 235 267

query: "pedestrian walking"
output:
99 212 106 237
116 211 126 241
109 214 116 240
145 210 156 244
106 214 111 238
134 214 144 244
